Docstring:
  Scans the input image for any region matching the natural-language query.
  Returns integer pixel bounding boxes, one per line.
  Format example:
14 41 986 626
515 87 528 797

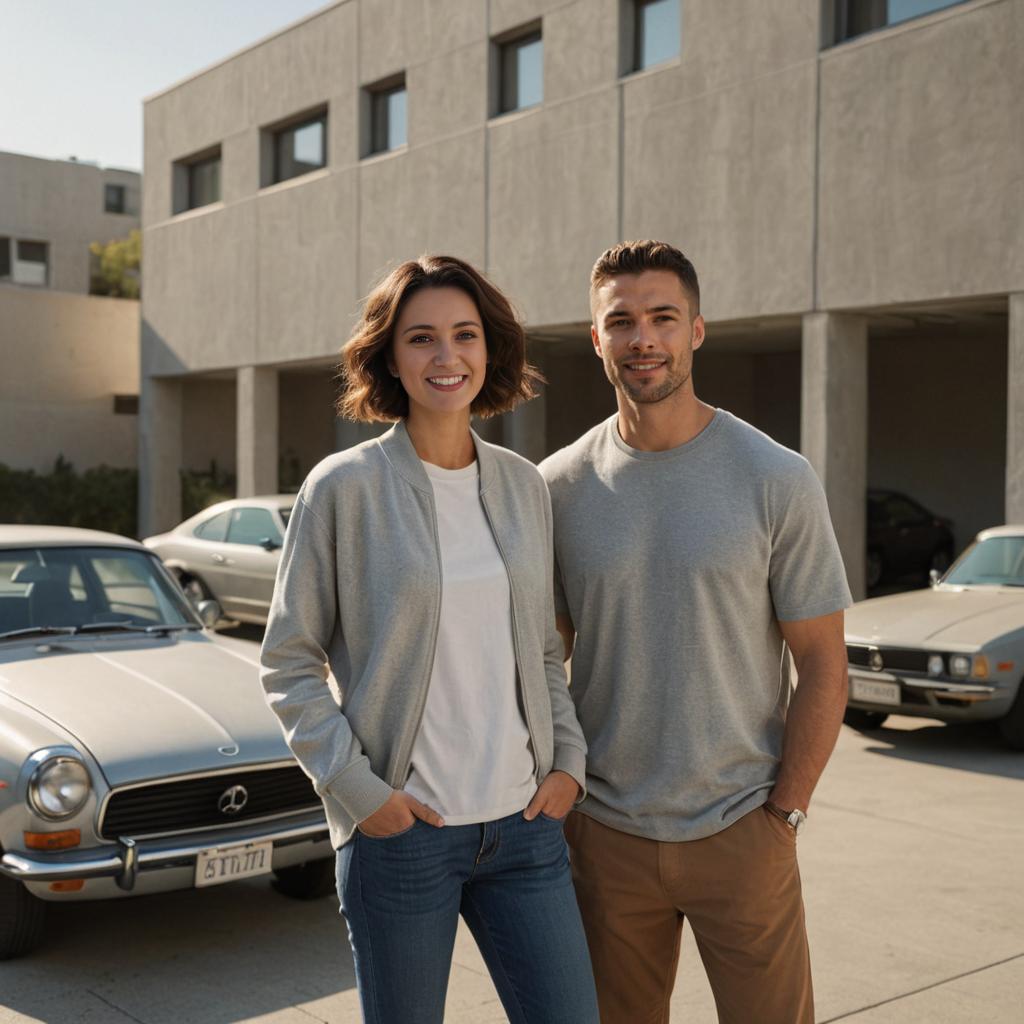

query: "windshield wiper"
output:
145 623 203 634
0 626 78 641
74 621 203 636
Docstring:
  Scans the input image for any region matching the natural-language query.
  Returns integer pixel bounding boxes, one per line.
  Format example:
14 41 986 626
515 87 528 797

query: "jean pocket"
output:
357 819 419 841
760 806 797 846
539 811 568 824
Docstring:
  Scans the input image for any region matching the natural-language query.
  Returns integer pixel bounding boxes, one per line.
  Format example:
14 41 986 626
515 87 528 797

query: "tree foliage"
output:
89 229 141 299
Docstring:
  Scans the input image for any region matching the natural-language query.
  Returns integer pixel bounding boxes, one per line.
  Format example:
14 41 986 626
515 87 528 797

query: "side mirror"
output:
929 569 941 588
258 537 281 552
196 599 223 628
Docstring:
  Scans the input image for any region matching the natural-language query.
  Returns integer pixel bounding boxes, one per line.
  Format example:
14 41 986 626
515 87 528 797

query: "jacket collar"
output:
375 419 496 495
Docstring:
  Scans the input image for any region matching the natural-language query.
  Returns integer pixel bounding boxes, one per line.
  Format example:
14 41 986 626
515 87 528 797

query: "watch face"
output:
788 810 807 834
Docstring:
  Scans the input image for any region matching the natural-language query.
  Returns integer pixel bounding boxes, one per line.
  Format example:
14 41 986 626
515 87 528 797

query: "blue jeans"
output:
336 809 599 1024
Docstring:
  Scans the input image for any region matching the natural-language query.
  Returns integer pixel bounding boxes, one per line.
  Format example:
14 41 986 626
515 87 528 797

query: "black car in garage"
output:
867 490 955 590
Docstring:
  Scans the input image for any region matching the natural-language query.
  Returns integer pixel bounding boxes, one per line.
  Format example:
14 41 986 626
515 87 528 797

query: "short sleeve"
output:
769 460 853 621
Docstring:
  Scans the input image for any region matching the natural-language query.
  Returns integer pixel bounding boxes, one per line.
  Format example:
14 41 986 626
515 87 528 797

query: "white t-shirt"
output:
403 459 536 825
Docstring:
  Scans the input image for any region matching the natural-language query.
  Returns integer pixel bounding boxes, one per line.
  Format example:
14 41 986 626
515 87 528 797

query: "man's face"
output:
590 269 705 404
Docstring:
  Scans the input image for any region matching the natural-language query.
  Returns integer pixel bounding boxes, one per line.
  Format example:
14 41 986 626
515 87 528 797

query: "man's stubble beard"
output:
606 350 692 405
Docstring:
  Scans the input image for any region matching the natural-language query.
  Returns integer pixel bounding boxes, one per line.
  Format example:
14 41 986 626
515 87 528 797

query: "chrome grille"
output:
100 765 320 839
846 645 931 674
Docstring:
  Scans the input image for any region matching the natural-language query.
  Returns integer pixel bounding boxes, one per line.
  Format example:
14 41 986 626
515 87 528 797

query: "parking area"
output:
2 697 1021 1024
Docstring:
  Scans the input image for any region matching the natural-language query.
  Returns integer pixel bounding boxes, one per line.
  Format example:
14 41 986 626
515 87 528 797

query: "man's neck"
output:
615 387 716 453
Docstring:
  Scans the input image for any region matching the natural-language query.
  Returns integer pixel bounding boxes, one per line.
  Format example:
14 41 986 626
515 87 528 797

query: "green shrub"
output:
180 461 236 519
0 457 138 537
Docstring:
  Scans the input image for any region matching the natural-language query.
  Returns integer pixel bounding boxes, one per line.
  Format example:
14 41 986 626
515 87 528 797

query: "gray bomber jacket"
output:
260 420 587 848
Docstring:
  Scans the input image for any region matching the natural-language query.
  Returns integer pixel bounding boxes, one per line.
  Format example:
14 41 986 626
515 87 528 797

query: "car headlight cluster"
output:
948 654 989 680
28 756 92 820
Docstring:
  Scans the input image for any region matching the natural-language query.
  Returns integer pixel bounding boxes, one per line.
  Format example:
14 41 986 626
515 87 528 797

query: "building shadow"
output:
0 875 355 1024
861 719 1024 781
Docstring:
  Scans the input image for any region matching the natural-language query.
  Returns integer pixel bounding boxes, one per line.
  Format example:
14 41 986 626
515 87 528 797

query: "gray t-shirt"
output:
540 410 852 842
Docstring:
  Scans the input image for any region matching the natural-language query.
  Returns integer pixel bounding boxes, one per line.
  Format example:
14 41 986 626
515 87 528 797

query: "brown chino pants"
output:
564 806 813 1024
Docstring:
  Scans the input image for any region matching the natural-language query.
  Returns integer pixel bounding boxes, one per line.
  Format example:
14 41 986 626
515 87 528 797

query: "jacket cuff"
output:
552 745 587 803
323 758 395 824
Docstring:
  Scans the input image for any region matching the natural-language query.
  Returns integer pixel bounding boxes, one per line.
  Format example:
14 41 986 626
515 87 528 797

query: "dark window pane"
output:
113 394 139 415
227 508 281 547
193 510 231 542
501 32 543 113
105 183 126 213
274 117 326 183
188 157 221 209
17 241 47 263
0 237 9 278
636 0 680 71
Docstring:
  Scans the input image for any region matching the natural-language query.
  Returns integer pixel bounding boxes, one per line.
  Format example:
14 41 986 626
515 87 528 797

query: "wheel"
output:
866 550 884 590
271 858 335 900
843 708 889 732
173 570 211 605
0 874 47 960
998 682 1024 751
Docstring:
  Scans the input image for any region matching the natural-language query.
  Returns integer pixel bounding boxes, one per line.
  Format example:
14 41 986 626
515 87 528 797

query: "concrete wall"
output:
0 286 139 471
0 151 140 295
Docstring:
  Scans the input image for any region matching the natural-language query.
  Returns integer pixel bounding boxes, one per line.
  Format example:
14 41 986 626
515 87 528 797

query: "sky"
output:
1 0 335 172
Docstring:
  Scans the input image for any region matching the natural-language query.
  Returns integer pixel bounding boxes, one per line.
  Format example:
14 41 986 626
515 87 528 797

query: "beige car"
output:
844 525 1024 749
0 526 331 960
143 496 293 625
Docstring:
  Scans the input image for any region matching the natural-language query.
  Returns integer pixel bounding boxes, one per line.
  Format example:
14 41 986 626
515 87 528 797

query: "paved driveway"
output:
2 702 1021 1023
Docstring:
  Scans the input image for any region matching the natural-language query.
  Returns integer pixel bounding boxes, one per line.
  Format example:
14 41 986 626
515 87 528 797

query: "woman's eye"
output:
457 331 478 341
410 335 432 345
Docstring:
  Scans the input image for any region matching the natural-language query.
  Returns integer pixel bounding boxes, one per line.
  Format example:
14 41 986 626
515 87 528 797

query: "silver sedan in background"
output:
143 496 293 626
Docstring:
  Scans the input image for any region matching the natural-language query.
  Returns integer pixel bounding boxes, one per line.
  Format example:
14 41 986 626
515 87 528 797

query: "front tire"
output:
866 550 884 590
0 875 46 960
998 682 1024 751
844 708 889 732
173 570 212 606
271 858 335 900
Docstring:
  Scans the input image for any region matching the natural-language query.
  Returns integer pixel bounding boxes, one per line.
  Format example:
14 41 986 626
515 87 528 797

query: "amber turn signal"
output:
24 829 81 851
49 879 85 893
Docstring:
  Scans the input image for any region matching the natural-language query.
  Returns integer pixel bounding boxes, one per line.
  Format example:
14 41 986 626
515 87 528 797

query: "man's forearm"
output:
769 649 848 812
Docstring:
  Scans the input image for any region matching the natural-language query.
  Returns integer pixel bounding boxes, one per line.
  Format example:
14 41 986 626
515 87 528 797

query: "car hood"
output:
845 588 1024 648
0 633 291 787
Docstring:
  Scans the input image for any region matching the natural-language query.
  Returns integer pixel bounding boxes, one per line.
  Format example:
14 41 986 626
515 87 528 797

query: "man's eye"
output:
611 319 629 328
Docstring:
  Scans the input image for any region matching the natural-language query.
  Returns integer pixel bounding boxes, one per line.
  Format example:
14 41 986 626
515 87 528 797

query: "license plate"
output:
850 676 901 707
195 840 272 888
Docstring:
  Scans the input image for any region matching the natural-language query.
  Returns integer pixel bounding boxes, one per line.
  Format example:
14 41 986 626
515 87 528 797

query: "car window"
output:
279 508 292 528
884 495 925 525
227 508 282 547
193 510 231 542
945 537 1024 587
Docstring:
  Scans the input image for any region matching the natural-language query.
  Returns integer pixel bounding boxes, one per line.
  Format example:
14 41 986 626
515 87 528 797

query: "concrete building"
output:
140 0 1022 596
0 151 141 473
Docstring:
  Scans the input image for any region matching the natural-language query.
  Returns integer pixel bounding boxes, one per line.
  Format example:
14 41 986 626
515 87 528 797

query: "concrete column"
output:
1007 294 1024 523
236 366 278 496
138 375 183 537
801 312 868 600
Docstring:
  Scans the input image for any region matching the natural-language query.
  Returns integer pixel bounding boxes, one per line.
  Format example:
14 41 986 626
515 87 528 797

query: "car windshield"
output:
0 546 198 637
943 536 1024 587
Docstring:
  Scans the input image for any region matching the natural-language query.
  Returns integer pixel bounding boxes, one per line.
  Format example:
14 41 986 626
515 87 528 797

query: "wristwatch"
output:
765 801 806 835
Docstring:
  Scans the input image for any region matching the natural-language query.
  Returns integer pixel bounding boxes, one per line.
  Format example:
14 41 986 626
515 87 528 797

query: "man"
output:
539 240 851 1024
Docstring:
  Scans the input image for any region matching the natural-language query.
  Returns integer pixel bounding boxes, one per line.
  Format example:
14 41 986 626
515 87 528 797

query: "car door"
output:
222 507 283 622
181 509 238 610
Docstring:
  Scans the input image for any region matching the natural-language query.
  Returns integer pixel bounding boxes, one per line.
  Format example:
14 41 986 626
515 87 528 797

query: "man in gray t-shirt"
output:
540 240 851 1024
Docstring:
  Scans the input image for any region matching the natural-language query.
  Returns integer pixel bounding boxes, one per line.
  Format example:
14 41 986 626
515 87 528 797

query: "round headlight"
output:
927 655 944 678
28 757 91 820
949 654 971 678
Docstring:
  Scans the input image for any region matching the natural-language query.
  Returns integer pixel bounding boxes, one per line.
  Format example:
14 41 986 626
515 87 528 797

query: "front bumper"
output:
0 810 330 892
847 668 1011 721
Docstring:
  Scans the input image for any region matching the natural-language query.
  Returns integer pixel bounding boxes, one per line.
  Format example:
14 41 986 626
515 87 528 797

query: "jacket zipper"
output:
480 491 541 782
390 488 444 788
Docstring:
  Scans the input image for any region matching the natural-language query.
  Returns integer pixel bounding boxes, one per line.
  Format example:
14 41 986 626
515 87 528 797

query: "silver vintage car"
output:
0 526 332 960
844 525 1024 749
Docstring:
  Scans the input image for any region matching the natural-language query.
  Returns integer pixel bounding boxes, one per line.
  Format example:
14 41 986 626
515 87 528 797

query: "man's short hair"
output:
338 254 542 422
590 240 700 319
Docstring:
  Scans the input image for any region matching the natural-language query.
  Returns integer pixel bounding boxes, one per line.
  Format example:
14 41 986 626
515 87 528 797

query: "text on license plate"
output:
195 840 273 888
850 676 901 707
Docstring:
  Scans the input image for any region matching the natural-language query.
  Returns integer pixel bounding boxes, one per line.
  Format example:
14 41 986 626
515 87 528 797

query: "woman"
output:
260 255 598 1024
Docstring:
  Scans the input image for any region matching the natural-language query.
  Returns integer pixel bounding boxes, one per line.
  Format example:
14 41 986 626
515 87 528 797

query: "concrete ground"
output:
2 712 1021 1024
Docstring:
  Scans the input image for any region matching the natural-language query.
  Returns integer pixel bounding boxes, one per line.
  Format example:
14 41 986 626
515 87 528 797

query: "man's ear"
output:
691 315 706 353
591 323 603 359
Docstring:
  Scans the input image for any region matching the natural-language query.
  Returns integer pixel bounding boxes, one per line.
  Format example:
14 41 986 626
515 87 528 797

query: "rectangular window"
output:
272 112 327 184
365 76 407 156
633 0 680 72
497 26 543 115
13 240 48 287
173 146 222 214
104 183 126 214
833 0 966 44
0 237 10 280
113 395 139 415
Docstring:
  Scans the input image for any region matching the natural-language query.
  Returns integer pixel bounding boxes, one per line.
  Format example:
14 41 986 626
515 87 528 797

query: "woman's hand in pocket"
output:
357 791 445 837
523 770 581 822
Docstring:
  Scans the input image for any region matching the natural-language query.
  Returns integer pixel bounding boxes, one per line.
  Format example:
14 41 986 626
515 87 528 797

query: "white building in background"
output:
0 150 141 474
140 0 1024 596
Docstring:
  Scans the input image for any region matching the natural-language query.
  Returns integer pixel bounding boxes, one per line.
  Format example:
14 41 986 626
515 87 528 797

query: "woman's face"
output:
390 286 488 421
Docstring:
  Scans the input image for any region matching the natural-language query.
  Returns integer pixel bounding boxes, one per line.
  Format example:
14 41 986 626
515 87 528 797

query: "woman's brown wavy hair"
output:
338 255 542 422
